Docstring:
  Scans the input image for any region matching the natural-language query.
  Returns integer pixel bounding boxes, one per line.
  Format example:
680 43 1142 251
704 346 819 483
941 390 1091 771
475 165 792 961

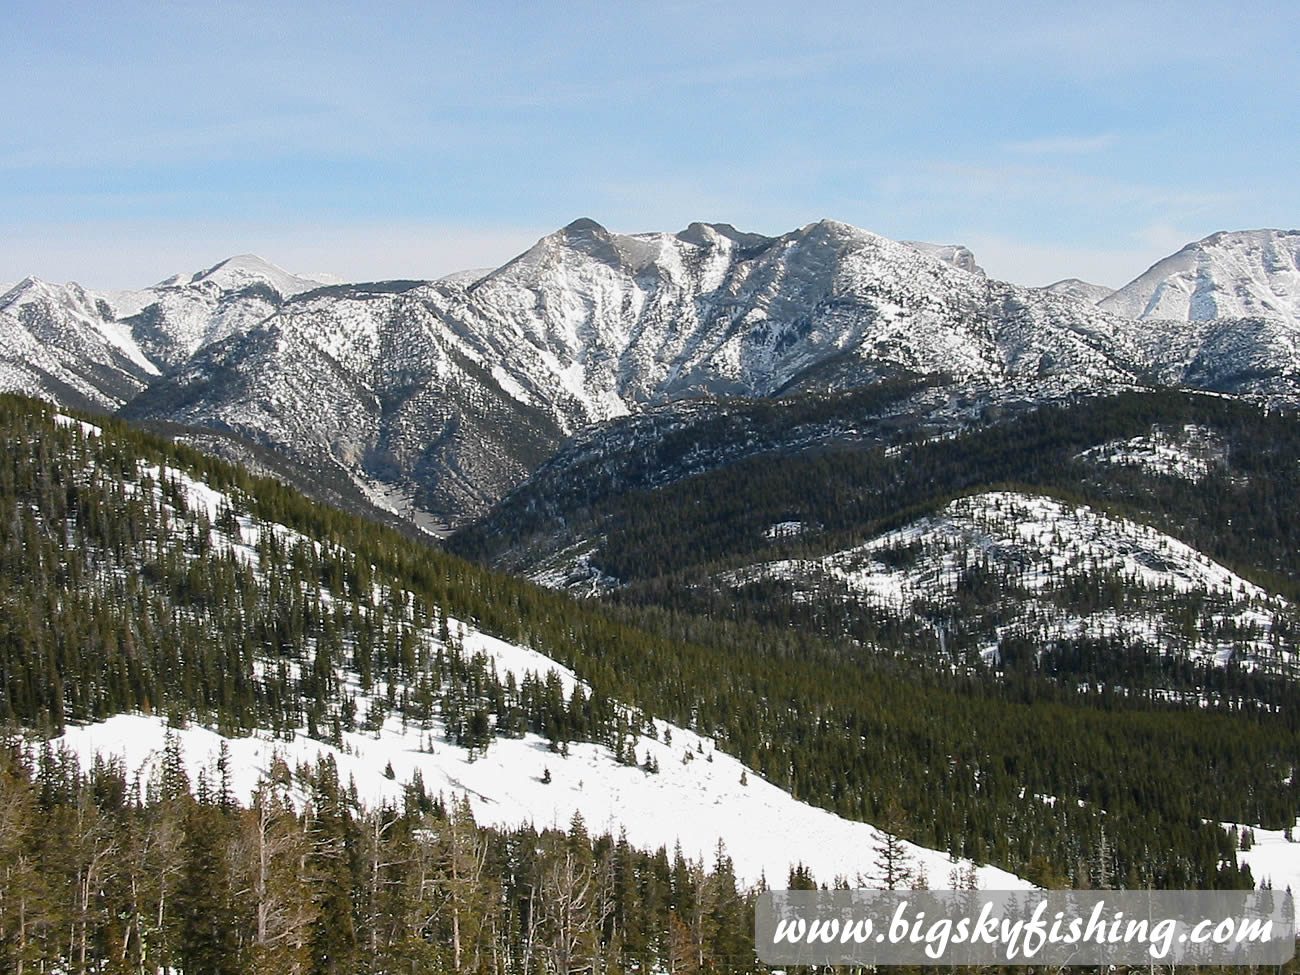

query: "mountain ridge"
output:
6 220 1300 528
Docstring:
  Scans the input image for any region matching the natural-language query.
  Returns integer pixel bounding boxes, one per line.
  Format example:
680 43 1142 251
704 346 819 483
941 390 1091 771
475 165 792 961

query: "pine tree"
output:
870 798 915 890
176 802 239 975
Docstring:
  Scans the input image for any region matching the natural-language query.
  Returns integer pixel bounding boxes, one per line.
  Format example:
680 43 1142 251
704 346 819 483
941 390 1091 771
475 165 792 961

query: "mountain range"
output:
4 221 1299 531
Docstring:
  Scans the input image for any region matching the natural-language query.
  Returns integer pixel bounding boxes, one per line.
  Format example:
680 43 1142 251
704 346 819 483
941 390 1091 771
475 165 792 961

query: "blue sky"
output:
3 0 1296 289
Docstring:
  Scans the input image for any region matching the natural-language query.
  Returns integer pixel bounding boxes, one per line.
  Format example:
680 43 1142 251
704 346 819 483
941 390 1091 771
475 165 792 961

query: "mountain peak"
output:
804 217 863 237
193 253 286 282
1100 228 1300 323
2 275 46 300
159 254 329 299
676 222 772 250
1042 278 1115 305
1198 228 1299 248
0 275 96 310
562 217 608 236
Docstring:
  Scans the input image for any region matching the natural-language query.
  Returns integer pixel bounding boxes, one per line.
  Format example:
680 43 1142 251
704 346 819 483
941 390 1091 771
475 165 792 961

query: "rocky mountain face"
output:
5 221 1300 528
122 279 566 529
0 277 157 410
452 218 1144 407
102 218 1171 525
902 240 985 275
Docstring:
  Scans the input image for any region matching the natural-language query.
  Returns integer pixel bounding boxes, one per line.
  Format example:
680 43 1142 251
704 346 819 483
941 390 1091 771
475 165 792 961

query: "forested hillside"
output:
458 389 1300 592
456 389 1300 698
0 393 1288 903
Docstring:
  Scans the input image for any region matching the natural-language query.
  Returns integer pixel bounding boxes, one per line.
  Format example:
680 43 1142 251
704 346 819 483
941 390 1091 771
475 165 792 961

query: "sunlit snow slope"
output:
40 413 1024 891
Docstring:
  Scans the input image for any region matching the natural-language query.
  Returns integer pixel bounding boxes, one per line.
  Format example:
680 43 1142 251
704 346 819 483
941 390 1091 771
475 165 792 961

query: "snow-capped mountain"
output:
1100 230 1300 324
1042 278 1115 305
122 218 1160 523
0 277 158 409
114 253 344 370
152 253 339 298
454 218 1140 408
0 255 349 410
120 279 565 527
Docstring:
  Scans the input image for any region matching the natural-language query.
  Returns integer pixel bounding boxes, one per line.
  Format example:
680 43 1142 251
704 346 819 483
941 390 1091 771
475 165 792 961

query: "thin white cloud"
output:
1134 221 1198 254
1005 134 1117 154
913 159 1240 214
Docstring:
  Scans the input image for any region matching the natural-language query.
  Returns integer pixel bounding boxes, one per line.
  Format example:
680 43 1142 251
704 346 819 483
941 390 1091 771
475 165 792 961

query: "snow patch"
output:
50 705 1028 892
1076 425 1229 482
1225 819 1300 894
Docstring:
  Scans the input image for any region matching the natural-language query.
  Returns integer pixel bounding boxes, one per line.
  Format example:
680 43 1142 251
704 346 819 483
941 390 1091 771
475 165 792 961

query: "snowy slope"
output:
140 217 1155 441
1101 230 1300 324
297 270 348 287
1227 820 1300 894
1075 424 1230 482
438 267 495 286
51 699 1026 891
724 490 1297 673
1129 315 1300 396
35 418 1024 890
0 315 114 407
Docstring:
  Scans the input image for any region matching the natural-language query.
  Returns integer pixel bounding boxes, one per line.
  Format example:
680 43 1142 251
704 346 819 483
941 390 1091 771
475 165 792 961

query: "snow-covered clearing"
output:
51 683 1027 892
725 490 1294 672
